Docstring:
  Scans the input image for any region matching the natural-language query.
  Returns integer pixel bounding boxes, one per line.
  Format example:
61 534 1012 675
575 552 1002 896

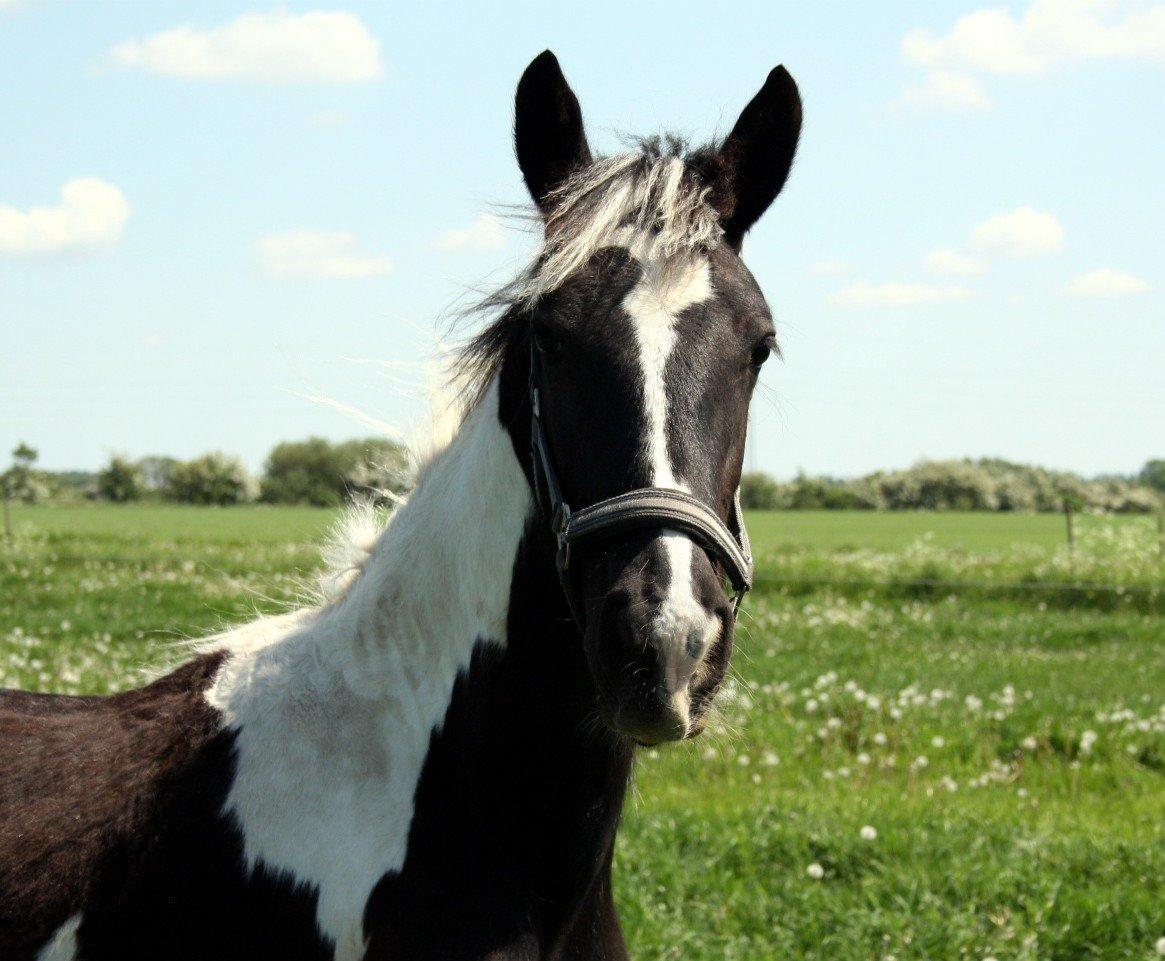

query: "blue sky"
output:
1 0 1162 478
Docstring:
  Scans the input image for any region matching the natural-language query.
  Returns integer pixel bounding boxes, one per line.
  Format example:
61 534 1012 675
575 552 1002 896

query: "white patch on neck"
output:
36 914 81 961
621 247 720 719
204 379 531 961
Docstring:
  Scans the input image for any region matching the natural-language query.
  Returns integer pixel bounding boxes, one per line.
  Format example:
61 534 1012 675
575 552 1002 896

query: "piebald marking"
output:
203 381 532 961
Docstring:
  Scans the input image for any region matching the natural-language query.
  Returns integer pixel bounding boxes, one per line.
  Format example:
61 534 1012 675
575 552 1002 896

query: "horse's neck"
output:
203 377 632 947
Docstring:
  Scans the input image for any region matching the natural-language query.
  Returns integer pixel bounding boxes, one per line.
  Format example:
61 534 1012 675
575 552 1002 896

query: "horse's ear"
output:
713 65 802 251
515 50 592 212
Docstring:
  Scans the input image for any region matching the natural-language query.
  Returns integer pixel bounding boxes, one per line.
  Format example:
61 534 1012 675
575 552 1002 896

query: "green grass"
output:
3 505 1163 959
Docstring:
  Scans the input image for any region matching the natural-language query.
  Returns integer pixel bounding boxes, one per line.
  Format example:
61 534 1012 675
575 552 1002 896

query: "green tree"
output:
165 453 252 506
97 455 142 502
739 472 783 511
260 437 408 507
3 442 49 506
1139 459 1165 494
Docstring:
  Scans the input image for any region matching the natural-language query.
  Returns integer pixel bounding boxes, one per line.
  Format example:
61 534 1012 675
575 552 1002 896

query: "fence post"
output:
1063 499 1075 558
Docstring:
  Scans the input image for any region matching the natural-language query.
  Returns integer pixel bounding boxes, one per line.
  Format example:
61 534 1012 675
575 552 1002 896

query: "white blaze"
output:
622 251 721 717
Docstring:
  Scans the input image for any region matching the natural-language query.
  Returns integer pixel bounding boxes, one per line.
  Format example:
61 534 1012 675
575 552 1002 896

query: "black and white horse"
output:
0 51 801 961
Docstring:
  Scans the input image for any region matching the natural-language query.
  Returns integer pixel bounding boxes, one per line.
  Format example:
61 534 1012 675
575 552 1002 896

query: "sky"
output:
1 0 1162 479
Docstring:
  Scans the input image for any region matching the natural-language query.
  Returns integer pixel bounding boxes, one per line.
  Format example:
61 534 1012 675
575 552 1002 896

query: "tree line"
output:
2 438 409 507
740 458 1165 513
4 443 1163 513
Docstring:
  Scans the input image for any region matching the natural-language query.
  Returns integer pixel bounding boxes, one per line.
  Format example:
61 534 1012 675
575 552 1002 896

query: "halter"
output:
528 338 754 631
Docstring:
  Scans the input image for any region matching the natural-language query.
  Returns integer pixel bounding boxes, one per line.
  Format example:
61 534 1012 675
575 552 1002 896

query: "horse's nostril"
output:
684 627 707 662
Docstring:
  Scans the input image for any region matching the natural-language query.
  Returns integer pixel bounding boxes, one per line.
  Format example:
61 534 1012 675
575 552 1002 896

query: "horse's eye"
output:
534 327 562 359
750 335 775 370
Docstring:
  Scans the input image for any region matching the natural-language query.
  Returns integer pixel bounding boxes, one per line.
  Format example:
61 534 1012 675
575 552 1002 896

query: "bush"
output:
260 437 408 507
166 453 253 505
1139 459 1165 494
738 458 1161 514
96 456 142 502
740 472 784 510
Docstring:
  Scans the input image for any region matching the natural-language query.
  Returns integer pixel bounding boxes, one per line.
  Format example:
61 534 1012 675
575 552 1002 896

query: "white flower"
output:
860 825 877 840
737 754 751 767
964 695 983 711
1080 730 1098 754
805 698 819 713
931 736 945 748
911 755 929 770
873 732 888 746
1154 935 1165 955
1021 736 1038 751
806 862 825 879
762 751 780 767
857 752 871 766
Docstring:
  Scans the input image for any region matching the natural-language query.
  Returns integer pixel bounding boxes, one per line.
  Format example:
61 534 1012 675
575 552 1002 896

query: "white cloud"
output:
433 214 507 253
828 282 970 306
970 206 1064 257
256 231 392 278
899 69 991 111
1069 267 1150 297
0 178 130 255
809 259 847 277
902 0 1165 77
110 10 384 84
924 248 987 276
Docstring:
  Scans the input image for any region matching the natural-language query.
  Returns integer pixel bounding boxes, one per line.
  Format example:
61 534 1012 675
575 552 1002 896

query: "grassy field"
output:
2 505 1163 959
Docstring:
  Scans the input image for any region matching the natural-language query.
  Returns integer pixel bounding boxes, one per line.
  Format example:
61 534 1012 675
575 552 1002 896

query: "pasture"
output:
2 505 1163 960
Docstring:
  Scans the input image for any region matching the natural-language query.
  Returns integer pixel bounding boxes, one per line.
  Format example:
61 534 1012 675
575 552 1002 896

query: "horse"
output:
0 50 801 961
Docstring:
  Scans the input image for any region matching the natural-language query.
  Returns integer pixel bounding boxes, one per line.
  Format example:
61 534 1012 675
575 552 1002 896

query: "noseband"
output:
527 338 754 631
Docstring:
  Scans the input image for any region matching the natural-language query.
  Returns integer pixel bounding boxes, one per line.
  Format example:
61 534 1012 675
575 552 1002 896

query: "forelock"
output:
457 138 723 400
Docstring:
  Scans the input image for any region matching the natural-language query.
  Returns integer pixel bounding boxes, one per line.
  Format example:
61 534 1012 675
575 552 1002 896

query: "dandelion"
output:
806 862 824 879
737 754 751 767
860 825 877 840
857 752 871 766
873 732 888 746
762 751 780 767
911 755 929 770
964 695 983 711
805 698 819 713
931 736 945 748
1154 936 1165 956
1079 730 1098 754
1021 736 1038 751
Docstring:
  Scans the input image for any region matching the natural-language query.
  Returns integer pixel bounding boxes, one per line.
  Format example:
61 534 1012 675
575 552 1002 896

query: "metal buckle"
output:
552 502 572 574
